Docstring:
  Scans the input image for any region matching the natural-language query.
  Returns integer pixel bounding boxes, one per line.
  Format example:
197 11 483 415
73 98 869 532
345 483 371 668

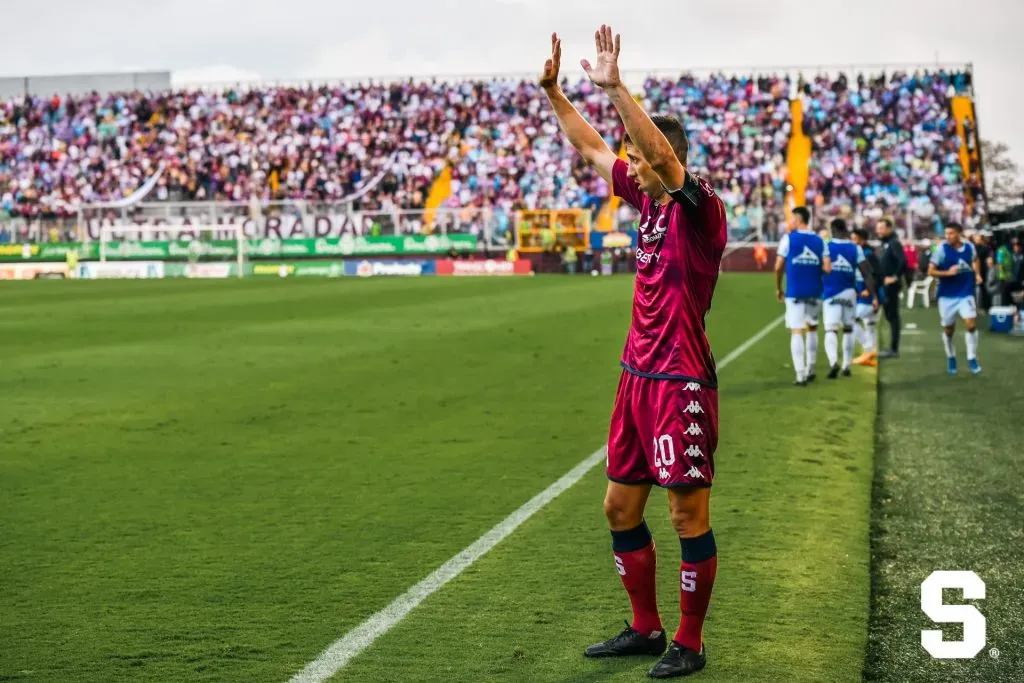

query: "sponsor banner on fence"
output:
249 261 347 278
589 229 638 250
0 234 477 262
344 260 436 277
435 259 533 276
0 262 70 280
77 261 165 280
162 262 238 279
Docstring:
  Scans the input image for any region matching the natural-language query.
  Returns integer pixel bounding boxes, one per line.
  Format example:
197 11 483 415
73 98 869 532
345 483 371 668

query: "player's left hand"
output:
581 24 622 89
872 298 880 313
883 275 897 286
975 274 983 285
776 289 784 303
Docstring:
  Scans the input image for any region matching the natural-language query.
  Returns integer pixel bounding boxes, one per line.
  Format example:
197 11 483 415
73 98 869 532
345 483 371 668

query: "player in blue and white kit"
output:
822 219 878 378
928 223 983 375
851 228 880 364
775 207 831 386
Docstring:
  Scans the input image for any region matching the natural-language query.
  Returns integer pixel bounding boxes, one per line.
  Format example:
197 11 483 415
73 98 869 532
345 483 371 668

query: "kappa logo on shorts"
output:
684 423 703 437
684 444 704 459
685 466 705 480
658 467 670 481
683 401 704 415
684 382 702 391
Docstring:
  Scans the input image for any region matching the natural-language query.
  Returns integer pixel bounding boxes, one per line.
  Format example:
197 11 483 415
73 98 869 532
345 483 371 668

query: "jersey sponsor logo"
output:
685 466 705 480
832 254 854 272
640 212 668 244
684 444 704 459
792 245 821 266
683 423 703 437
635 247 660 265
956 258 972 273
684 382 701 391
683 401 704 415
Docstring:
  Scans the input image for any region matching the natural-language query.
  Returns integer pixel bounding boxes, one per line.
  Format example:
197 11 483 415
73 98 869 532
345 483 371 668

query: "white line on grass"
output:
288 314 786 683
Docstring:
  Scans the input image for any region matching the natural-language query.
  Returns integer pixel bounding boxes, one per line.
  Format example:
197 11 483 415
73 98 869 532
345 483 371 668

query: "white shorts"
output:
823 289 857 330
856 303 878 325
785 298 822 329
938 296 977 327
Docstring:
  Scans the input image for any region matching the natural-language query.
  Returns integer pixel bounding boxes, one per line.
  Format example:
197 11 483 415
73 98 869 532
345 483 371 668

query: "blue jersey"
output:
930 241 976 299
779 230 828 299
823 239 864 298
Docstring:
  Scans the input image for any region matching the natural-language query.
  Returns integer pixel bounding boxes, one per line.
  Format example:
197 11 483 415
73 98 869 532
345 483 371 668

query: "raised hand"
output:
540 32 561 90
581 24 621 89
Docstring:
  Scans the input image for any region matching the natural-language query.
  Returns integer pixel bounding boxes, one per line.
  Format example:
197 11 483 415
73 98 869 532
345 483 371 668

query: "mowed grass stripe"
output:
865 311 1024 682
338 295 877 682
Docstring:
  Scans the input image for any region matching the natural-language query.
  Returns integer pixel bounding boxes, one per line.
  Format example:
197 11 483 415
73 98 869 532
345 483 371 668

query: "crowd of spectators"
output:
0 69 978 241
801 70 976 232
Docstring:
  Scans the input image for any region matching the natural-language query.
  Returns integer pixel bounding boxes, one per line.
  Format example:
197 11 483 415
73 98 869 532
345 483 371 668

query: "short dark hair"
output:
878 217 894 230
853 228 870 241
792 206 810 226
624 114 688 164
830 218 849 237
946 222 964 233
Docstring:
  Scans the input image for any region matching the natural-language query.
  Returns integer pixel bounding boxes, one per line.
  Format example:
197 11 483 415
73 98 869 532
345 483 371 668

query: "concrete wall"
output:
0 71 171 99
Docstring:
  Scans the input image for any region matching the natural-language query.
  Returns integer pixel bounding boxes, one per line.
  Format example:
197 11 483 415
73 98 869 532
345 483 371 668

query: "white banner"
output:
78 261 165 280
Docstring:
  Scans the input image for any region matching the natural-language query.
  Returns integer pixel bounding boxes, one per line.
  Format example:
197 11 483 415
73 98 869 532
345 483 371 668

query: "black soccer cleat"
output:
827 364 840 380
841 367 852 377
648 641 706 678
806 372 817 382
793 379 807 387
584 621 666 658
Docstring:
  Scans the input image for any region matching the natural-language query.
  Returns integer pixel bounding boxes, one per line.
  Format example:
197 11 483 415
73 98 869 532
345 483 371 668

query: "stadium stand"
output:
0 69 979 243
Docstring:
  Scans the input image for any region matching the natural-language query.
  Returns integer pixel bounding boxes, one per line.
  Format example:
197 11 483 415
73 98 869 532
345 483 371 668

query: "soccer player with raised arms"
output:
541 26 726 678
928 223 983 375
774 207 831 385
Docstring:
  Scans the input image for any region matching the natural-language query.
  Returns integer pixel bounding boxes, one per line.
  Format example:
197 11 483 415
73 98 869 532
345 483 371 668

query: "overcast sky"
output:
2 0 1021 166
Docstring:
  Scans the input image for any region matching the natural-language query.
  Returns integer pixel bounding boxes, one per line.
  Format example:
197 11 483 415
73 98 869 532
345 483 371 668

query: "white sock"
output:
864 323 877 352
942 332 956 359
825 330 839 367
965 330 978 361
842 331 855 369
790 334 806 380
806 331 818 373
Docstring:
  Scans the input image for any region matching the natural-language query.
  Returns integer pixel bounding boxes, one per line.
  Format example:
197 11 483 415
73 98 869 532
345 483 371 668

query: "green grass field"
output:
0 274 1014 682
864 308 1024 683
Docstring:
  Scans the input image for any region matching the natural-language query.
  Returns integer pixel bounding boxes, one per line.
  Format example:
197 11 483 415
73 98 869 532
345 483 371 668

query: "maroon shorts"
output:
607 370 719 488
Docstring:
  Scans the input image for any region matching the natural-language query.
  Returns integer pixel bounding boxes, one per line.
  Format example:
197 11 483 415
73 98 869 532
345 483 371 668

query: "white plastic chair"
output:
907 276 934 309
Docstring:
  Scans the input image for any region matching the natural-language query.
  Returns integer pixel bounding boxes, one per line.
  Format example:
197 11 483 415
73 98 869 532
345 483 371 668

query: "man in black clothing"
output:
876 217 907 357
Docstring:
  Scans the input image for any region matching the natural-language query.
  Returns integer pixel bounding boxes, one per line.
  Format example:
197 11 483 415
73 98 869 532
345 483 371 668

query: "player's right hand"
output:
540 33 561 90
776 289 784 303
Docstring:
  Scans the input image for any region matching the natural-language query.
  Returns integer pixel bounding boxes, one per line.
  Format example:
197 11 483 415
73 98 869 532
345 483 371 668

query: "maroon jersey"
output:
611 158 727 386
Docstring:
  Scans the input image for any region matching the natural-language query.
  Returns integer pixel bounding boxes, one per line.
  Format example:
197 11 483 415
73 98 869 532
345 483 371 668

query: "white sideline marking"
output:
288 314 785 683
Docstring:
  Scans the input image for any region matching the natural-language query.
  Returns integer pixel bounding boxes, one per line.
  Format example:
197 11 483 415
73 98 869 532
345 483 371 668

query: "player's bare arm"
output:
822 255 833 275
774 256 786 302
583 25 686 192
928 262 956 278
973 255 983 285
541 32 617 184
